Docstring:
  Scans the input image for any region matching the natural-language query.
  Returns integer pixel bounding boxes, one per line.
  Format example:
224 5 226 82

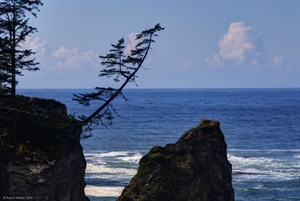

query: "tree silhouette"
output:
0 0 43 97
73 23 164 136
0 35 10 95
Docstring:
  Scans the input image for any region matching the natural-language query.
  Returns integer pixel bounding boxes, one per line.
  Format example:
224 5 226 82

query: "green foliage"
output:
73 24 164 137
0 0 43 97
0 95 76 163
121 145 189 201
198 119 220 128
25 176 38 186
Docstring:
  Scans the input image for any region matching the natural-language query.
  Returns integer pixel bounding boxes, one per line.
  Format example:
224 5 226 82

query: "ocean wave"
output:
228 154 274 165
85 185 123 197
228 149 300 152
293 154 300 159
86 163 137 176
116 153 143 163
84 151 143 168
85 151 130 157
229 154 299 181
84 151 140 189
85 151 142 160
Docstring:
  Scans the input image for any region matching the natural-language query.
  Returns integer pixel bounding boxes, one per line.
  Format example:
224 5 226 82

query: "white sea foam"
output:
84 150 143 173
86 163 137 176
85 185 123 197
98 151 130 157
253 184 264 189
84 152 139 198
228 154 274 166
84 151 142 162
84 151 129 159
228 149 300 152
228 153 299 181
84 150 141 188
293 154 300 159
84 150 299 198
116 152 143 163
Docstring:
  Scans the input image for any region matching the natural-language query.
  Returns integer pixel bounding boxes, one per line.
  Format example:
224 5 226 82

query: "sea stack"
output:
117 119 234 201
0 96 89 201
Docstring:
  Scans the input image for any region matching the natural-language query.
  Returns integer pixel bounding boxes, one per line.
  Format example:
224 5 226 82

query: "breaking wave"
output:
84 151 142 198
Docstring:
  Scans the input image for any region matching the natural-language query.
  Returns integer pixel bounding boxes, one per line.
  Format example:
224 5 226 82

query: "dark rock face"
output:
118 120 234 201
0 96 89 201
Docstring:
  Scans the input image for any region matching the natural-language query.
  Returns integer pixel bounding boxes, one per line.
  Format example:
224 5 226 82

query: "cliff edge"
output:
117 119 234 201
0 95 89 201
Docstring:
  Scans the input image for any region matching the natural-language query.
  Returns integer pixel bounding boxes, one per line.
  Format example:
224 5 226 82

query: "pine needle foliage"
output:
0 0 43 97
73 23 164 136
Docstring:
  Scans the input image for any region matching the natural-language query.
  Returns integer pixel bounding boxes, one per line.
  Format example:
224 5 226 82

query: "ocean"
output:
17 88 300 201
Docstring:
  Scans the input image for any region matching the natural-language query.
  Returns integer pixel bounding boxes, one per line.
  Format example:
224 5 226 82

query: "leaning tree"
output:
73 23 164 137
0 0 43 97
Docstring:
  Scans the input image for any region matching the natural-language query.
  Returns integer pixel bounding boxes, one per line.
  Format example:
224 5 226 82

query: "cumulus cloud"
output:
272 56 284 64
20 36 98 74
22 36 48 55
52 46 96 72
21 36 53 70
264 56 293 71
205 54 223 68
182 59 194 71
124 33 138 55
206 21 264 67
123 33 154 65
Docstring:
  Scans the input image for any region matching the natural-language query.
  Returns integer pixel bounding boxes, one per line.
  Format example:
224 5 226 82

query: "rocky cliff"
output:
117 119 234 201
0 96 89 201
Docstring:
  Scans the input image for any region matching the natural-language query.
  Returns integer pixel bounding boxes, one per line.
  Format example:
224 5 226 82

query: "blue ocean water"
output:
17 88 300 201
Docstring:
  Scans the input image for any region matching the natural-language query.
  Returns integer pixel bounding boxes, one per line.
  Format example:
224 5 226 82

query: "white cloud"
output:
124 33 138 55
264 56 293 71
22 37 97 73
21 36 53 70
182 59 194 71
52 46 96 72
272 56 284 64
22 36 48 55
206 22 293 72
206 21 264 67
205 54 223 68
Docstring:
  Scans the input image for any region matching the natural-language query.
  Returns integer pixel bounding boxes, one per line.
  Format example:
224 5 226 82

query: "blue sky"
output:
18 0 299 89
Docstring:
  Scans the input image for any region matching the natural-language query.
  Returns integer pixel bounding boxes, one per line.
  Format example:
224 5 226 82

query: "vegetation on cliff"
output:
0 95 78 163
117 119 234 201
0 95 89 201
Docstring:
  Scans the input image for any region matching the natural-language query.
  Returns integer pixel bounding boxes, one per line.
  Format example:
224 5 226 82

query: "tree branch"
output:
73 24 164 130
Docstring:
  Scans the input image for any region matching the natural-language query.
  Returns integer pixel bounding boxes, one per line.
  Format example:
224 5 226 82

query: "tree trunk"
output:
11 5 16 97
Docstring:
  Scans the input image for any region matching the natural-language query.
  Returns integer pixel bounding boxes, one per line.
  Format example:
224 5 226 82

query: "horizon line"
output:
17 87 300 90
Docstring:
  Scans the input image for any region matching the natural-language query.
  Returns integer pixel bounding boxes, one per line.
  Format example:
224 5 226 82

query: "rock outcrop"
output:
0 96 89 201
118 119 234 201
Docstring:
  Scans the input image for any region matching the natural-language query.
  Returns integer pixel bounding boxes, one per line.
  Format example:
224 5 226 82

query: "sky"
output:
17 0 299 89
